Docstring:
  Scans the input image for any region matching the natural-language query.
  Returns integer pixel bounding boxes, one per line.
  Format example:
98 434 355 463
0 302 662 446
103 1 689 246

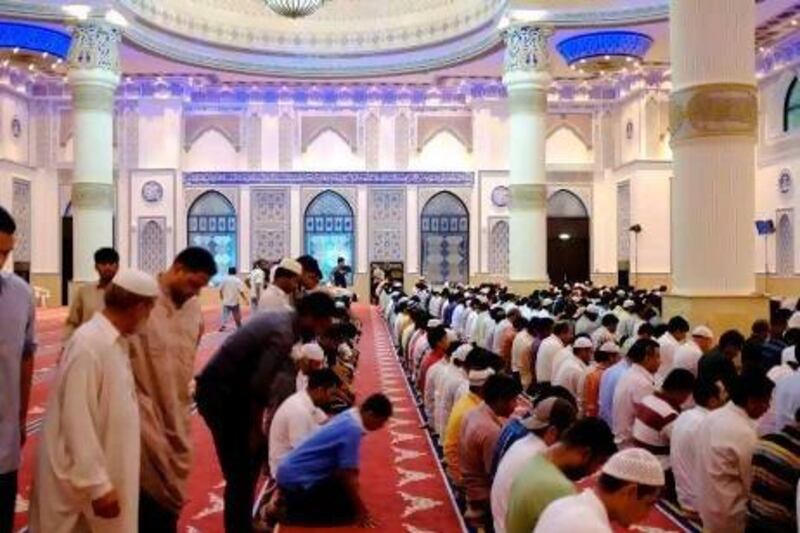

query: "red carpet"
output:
13 304 465 532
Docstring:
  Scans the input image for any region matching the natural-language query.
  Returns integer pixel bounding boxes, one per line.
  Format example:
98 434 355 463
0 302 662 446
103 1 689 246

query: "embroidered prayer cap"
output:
111 269 159 298
299 342 326 362
573 337 594 350
599 342 621 354
468 367 495 387
277 257 303 276
601 448 665 487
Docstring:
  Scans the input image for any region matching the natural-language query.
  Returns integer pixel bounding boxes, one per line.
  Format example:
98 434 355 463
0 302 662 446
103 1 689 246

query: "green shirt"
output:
505 453 576 533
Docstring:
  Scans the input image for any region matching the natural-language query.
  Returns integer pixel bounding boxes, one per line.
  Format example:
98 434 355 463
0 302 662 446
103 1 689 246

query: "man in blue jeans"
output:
276 393 393 527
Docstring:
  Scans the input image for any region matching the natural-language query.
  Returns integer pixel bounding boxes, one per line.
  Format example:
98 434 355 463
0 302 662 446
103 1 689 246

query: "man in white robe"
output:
30 269 159 533
258 258 302 312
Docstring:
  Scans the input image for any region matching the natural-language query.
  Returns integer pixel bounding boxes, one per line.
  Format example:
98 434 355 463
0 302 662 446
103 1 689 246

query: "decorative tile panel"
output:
138 217 167 275
420 191 469 285
777 210 795 276
488 219 509 276
184 171 474 186
11 179 31 262
251 188 289 262
617 182 631 266
369 189 406 262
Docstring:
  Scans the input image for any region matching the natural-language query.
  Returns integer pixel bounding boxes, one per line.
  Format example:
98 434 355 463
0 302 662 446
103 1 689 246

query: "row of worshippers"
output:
378 278 800 533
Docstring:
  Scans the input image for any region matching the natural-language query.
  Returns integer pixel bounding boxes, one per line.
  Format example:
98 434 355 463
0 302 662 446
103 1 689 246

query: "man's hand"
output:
92 489 121 519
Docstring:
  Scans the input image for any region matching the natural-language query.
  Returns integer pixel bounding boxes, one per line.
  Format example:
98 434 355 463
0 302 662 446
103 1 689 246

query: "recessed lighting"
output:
559 233 572 241
12 47 18 54
792 19 798 26
604 55 611 60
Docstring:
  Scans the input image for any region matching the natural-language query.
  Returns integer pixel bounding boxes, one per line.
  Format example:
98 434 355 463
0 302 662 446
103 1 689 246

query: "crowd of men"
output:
0 205 388 533
378 276 800 533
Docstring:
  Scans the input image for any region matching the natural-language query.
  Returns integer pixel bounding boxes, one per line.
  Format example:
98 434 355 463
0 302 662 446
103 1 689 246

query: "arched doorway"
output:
420 191 469 285
777 211 795 276
187 191 237 285
547 189 590 284
304 191 355 283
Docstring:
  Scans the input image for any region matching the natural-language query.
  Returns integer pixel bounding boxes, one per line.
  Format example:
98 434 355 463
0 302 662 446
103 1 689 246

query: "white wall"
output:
183 129 242 171
299 130 364 171
546 126 593 165
410 130 472 170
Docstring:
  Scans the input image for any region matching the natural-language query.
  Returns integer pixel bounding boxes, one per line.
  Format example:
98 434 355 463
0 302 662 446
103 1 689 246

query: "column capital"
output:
67 18 122 75
502 24 553 75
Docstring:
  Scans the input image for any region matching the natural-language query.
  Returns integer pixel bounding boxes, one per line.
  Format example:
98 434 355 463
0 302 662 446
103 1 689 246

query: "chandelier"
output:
265 0 326 18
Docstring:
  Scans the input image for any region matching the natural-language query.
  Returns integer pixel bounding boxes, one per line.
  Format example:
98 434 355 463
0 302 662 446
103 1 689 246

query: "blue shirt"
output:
277 408 365 489
598 360 630 427
773 371 800 433
0 272 36 474
491 418 529 476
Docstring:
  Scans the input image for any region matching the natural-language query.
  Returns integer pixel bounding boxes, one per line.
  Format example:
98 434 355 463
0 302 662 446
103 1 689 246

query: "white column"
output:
67 18 121 282
670 0 756 295
502 25 552 289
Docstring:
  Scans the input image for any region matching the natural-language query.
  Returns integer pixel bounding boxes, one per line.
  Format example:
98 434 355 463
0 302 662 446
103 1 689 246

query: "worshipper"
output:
620 321 654 356
783 327 800 366
670 379 725 515
591 313 619 349
424 342 463 425
416 324 450 392
196 292 337 532
511 317 538 390
598 346 632 427
695 372 775 533
29 269 159 533
612 338 660 447
331 256 352 288
552 335 594 406
295 342 326 391
747 405 800 532
0 206 35 533
249 260 266 310
773 367 800 436
490 398 577 533
763 311 790 368
258 257 302 312
433 343 471 437
534 448 665 533
698 329 746 394
128 247 217 532
575 305 601 336
459 374 522 529
614 299 637 341
584 342 620 418
275 393 393 527
64 246 119 339
493 307 520 359
742 319 771 374
296 255 324 295
656 316 690 381
631 368 695 474
536 321 573 387
505 418 617 533
443 366 493 486
672 325 714 375
268 368 341 475
218 266 246 331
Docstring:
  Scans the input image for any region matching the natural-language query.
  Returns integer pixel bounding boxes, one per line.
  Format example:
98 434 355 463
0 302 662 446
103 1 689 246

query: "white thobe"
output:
536 335 565 384
258 284 293 312
670 406 710 512
656 332 681 381
590 327 615 350
490 434 546 533
552 353 589 405
464 311 479 343
30 313 140 533
695 402 758 533
611 363 655 446
672 340 703 376
534 489 613 533
424 359 448 422
550 347 573 381
493 319 512 354
435 367 467 437
268 390 326 474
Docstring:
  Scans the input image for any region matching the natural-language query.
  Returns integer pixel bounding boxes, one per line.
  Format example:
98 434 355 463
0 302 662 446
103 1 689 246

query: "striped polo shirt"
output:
747 425 800 531
632 392 679 469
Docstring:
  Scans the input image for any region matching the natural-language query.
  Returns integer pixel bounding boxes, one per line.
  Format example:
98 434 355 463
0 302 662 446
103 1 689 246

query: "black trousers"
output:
138 490 178 533
197 387 261 533
280 476 357 526
0 470 16 533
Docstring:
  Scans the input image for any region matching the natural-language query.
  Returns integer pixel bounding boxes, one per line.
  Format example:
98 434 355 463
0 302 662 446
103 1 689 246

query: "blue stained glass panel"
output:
304 191 355 285
187 192 237 285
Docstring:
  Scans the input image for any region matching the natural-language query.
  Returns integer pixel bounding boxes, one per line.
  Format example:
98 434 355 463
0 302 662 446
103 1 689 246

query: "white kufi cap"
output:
299 342 326 362
573 337 594 350
468 368 495 387
599 341 621 354
111 269 159 298
692 325 714 340
601 448 665 487
452 344 473 362
277 257 303 276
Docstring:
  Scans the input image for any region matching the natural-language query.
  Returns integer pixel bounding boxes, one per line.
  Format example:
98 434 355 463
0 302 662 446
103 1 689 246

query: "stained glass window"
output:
187 191 237 285
304 191 355 283
421 192 469 285
785 77 800 132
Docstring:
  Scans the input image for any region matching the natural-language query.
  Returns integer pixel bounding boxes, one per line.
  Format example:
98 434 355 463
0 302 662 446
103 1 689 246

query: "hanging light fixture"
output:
265 0 326 18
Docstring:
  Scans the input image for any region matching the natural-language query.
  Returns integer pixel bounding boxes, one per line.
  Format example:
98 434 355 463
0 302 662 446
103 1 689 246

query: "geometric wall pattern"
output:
488 218 509 276
777 210 795 276
369 188 406 262
12 179 31 263
420 191 469 285
138 217 167 275
617 182 631 266
251 188 290 263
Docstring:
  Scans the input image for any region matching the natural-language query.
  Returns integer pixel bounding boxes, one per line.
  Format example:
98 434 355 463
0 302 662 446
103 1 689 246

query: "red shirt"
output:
417 348 445 392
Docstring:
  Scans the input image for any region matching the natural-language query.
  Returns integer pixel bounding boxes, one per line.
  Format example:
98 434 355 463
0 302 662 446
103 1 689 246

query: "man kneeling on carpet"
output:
273 393 393 527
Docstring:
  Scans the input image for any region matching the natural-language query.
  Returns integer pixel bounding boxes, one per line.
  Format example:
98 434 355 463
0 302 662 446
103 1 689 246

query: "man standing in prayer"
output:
249 260 266 311
670 379 725 516
434 343 471 437
275 393 393 527
656 316 690 381
536 321 573 387
695 372 775 533
64 247 119 339
196 292 337 532
296 255 324 295
612 338 660 447
0 207 35 533
534 448 665 533
30 269 159 533
672 325 714 376
511 318 538 390
459 374 522 529
416 324 450 392
128 247 217 532
259 257 302 312
490 397 576 533
591 313 619 350
505 418 617 533
584 342 620 418
552 336 594 407
698 329 746 394
295 342 326 392
219 266 246 331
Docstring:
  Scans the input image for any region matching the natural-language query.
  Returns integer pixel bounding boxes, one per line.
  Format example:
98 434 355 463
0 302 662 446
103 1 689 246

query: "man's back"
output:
747 425 800 531
505 453 575 533
220 275 244 306
671 406 709 512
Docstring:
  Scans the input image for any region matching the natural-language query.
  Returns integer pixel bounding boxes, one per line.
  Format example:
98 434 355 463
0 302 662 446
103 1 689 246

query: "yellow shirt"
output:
443 391 481 485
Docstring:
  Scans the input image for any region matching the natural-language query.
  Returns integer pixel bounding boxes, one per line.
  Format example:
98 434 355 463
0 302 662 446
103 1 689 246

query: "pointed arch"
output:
420 191 469 285
184 125 240 153
548 189 589 218
304 126 357 154
304 190 355 283
187 190 237 284
546 122 592 150
418 126 472 153
784 76 800 132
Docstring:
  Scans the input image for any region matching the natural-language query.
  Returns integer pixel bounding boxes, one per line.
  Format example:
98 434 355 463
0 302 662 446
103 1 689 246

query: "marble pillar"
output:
67 18 121 283
503 25 552 292
663 0 767 332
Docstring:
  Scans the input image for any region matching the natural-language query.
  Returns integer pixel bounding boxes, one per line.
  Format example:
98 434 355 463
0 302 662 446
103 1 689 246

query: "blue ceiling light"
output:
557 31 653 75
0 22 71 58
